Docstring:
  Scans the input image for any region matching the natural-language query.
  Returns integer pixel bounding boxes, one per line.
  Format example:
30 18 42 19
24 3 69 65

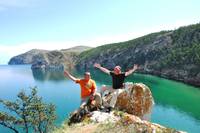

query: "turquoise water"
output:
0 65 200 133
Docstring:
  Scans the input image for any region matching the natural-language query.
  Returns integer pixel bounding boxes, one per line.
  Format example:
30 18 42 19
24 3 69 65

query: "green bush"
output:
0 87 56 133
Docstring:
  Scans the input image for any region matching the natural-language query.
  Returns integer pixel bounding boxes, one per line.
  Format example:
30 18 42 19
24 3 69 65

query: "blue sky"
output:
0 0 200 64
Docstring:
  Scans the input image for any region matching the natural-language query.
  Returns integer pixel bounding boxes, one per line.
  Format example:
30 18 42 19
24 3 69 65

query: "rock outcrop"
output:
115 83 154 119
87 111 185 133
100 83 154 120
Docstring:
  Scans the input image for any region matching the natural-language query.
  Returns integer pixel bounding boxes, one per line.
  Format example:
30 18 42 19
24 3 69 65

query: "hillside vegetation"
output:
76 23 200 86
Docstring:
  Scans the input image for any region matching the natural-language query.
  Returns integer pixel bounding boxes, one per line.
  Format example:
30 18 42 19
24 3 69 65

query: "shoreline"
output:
2 64 200 88
138 71 200 88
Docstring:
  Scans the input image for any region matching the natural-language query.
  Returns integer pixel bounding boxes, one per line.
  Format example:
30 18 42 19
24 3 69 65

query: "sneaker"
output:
107 106 113 112
99 106 108 113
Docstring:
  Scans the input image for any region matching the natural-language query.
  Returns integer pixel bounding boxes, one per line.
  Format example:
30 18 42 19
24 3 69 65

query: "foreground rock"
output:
117 83 154 119
54 110 186 133
103 83 154 120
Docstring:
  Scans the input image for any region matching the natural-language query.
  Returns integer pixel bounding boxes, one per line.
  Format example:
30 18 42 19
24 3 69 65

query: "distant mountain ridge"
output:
9 49 49 65
8 46 91 70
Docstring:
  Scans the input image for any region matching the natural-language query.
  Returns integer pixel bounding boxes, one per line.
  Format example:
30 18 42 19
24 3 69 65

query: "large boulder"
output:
115 83 154 119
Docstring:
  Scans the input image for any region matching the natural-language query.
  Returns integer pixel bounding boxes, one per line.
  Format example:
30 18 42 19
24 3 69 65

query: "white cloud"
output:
0 0 39 11
90 19 200 45
0 0 33 6
0 41 74 63
0 38 122 64
0 41 93 64
121 19 200 41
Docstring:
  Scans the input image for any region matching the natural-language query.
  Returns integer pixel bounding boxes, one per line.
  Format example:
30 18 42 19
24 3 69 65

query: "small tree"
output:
0 87 56 133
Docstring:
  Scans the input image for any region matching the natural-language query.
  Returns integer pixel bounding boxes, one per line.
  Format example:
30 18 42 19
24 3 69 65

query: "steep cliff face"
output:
8 49 49 65
8 46 91 70
76 24 200 86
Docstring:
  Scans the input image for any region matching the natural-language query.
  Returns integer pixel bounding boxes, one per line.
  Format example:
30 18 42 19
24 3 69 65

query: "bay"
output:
0 65 200 133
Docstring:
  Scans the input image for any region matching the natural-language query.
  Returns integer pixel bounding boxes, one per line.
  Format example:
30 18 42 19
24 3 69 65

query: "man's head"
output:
84 72 91 81
114 66 121 75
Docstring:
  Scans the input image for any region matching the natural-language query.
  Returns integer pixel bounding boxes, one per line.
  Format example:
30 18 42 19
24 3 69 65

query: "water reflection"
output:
32 69 65 81
1 66 200 133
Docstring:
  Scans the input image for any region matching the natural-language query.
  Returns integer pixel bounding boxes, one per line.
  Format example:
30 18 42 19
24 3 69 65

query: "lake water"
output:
0 65 200 133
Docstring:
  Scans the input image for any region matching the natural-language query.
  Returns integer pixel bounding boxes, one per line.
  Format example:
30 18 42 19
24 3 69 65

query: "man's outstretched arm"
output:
125 64 139 76
64 70 78 82
94 63 110 75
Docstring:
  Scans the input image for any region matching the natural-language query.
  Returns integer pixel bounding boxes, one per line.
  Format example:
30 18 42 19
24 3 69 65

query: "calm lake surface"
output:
0 65 200 133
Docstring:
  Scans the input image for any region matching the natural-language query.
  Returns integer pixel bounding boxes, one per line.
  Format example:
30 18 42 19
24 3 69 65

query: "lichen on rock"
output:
115 83 154 119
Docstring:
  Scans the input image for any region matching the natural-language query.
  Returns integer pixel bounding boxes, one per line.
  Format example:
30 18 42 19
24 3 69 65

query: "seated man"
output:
94 63 139 109
64 71 101 108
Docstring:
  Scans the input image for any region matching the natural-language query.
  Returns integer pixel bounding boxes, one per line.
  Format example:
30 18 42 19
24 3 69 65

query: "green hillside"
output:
76 23 200 86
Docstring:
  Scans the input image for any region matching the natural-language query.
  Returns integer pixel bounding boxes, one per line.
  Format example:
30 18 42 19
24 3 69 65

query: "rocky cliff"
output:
8 46 91 70
76 23 200 86
8 49 49 65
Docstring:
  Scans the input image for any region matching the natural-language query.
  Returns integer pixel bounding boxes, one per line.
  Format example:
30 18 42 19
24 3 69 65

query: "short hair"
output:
84 72 91 76
114 66 121 70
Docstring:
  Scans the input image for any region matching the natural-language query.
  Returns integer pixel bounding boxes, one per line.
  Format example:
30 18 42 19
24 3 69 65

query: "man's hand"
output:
94 63 110 74
125 64 139 76
133 64 139 70
63 70 78 82
91 99 96 106
94 63 101 68
90 94 95 100
101 85 107 92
